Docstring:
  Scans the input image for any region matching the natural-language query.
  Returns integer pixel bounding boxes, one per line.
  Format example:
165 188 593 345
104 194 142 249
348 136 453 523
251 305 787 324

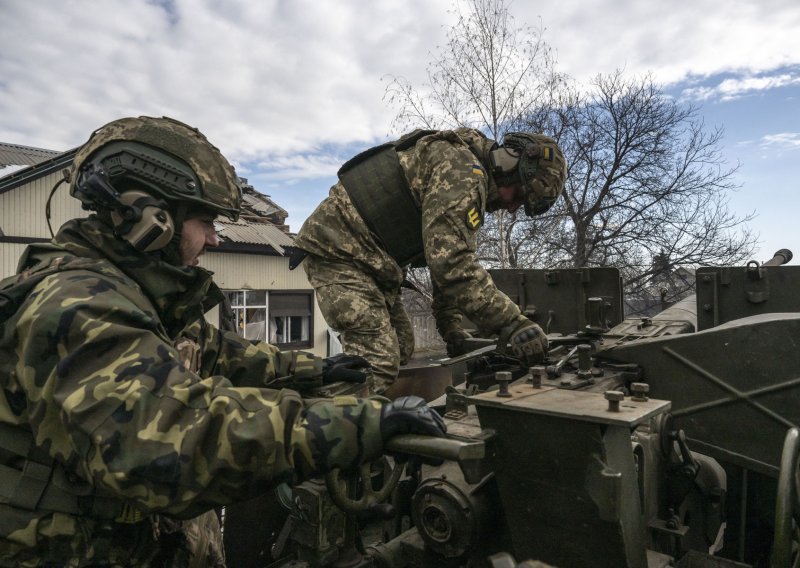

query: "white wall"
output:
0 171 84 240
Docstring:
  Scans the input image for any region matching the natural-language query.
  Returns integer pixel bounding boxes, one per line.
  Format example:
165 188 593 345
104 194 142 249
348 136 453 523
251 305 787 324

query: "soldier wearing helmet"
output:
0 116 446 565
294 128 567 393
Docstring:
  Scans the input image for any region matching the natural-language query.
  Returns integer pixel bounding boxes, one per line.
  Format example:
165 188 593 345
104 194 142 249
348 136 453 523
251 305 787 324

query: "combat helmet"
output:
492 132 566 216
69 116 242 222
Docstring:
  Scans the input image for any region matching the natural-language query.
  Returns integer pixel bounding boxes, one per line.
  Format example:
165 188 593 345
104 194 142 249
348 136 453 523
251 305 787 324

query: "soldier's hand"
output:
380 395 447 441
504 317 548 366
322 353 370 384
443 328 473 357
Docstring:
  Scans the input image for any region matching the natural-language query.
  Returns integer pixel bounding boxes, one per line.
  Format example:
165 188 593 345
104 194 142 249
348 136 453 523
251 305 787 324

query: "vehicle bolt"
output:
703 275 711 283
703 304 712 312
577 344 592 372
605 390 625 412
529 367 544 388
496 371 512 397
630 382 650 402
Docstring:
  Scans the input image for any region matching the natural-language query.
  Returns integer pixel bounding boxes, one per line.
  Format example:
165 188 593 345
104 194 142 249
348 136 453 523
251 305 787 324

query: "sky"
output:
1 0 799 264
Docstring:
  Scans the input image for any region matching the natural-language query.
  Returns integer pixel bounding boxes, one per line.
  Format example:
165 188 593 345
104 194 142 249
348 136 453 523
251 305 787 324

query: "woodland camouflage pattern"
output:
0 216 384 566
295 129 525 391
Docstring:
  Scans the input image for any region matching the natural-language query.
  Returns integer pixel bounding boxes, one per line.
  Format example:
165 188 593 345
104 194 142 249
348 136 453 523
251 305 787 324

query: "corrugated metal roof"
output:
242 190 288 218
0 149 76 194
0 142 61 167
215 219 294 254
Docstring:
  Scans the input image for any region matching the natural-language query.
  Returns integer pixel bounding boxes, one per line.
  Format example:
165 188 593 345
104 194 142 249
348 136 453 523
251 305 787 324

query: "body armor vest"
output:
338 129 435 267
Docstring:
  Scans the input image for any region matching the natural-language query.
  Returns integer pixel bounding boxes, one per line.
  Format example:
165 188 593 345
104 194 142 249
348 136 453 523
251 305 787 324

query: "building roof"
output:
216 218 294 254
0 148 77 194
242 186 288 219
0 142 62 168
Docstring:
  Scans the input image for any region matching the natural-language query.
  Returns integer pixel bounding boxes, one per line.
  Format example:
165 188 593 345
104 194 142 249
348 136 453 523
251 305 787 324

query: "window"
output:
223 289 314 349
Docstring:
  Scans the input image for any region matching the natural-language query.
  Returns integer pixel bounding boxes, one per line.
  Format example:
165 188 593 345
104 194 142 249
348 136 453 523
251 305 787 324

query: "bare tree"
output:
520 71 757 306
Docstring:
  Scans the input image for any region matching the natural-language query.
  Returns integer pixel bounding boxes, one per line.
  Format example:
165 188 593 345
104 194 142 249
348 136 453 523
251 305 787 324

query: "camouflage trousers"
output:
304 255 415 393
0 509 225 567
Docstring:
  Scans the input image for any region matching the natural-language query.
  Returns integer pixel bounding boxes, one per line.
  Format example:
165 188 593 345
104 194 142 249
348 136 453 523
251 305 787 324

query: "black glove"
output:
322 353 370 384
443 328 473 358
503 317 548 366
380 395 447 441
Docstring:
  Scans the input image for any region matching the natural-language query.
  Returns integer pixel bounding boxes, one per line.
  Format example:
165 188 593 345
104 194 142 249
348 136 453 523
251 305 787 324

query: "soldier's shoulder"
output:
26 258 140 307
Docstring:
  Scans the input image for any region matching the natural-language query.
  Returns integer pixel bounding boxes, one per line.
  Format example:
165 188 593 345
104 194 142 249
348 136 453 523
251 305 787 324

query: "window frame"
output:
222 288 314 350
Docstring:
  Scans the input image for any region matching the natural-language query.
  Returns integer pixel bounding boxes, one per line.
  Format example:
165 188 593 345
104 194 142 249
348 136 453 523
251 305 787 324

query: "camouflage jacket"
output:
0 216 383 566
294 128 523 335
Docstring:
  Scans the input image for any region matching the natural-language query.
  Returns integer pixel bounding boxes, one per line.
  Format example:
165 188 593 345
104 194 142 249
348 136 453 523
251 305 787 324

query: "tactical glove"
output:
322 354 370 385
443 328 473 358
380 396 447 441
503 316 548 366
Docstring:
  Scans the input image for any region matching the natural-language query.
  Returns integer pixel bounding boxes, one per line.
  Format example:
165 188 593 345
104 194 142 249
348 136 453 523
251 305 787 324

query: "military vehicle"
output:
225 249 800 568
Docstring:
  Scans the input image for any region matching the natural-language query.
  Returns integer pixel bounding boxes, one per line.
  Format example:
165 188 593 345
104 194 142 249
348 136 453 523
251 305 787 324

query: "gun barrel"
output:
763 249 793 266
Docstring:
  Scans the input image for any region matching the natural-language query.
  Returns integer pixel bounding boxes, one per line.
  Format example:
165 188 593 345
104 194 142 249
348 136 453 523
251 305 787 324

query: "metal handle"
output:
384 434 485 462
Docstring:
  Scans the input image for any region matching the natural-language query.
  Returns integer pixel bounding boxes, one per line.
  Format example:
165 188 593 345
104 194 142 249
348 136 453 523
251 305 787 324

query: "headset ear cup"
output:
110 190 175 252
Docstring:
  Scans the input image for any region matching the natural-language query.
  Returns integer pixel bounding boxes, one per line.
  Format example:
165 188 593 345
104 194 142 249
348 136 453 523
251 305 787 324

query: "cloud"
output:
759 132 800 150
253 153 344 182
0 0 451 159
527 0 800 86
3 0 800 159
680 70 800 101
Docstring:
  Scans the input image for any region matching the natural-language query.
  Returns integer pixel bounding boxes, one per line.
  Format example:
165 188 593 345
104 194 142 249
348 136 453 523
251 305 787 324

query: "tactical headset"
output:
73 163 176 252
489 132 565 216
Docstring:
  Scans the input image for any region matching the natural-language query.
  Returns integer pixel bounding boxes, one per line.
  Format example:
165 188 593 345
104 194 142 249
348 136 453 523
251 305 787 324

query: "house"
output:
0 145 330 356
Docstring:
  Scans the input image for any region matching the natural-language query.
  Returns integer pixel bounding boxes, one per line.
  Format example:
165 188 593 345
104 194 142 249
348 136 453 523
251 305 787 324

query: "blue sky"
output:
1 0 799 263
669 68 800 261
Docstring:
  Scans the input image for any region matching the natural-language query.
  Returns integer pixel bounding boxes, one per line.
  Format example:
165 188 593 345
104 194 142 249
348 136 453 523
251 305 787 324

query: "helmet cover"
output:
70 116 242 221
502 132 566 216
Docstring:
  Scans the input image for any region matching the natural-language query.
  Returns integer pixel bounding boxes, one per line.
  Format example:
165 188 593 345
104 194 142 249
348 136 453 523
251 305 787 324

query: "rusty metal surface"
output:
384 359 461 401
471 383 671 427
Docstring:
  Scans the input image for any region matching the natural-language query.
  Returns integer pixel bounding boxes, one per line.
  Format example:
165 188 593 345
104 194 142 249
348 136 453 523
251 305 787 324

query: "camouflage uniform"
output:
295 129 524 392
0 216 384 567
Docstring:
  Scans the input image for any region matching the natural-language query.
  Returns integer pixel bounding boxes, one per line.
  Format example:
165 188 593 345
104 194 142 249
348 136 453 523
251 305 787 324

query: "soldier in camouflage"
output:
294 128 567 393
0 116 446 567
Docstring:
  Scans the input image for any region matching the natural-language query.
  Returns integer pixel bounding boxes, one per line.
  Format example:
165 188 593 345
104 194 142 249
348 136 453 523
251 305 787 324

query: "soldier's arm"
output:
15 272 384 519
420 141 523 333
179 317 326 389
431 279 463 335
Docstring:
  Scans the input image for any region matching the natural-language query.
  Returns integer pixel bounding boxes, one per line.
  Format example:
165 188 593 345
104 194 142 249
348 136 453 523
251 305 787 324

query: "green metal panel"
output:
601 313 800 476
488 267 624 335
696 265 800 330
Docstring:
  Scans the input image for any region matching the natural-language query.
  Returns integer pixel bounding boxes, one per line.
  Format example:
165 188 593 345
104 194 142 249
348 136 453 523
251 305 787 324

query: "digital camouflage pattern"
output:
0 216 384 566
295 129 524 390
303 256 415 393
